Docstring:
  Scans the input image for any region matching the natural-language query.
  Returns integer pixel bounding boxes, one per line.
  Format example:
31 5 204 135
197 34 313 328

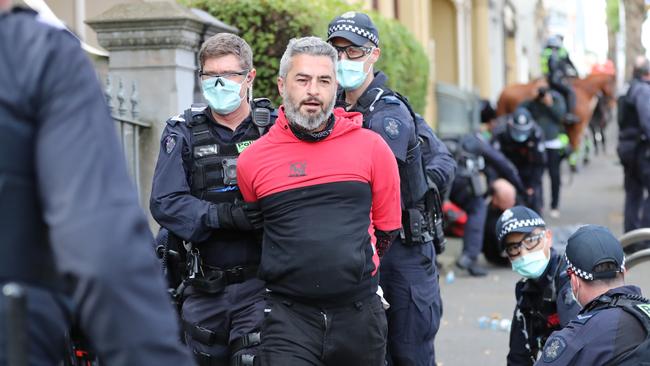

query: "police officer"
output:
0 3 193 365
492 107 546 215
150 33 271 366
519 88 568 218
618 56 650 241
447 132 526 276
327 11 456 365
536 225 650 365
540 36 579 123
495 206 580 366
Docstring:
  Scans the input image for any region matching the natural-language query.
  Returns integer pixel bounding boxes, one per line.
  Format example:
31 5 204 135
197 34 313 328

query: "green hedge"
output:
181 0 429 114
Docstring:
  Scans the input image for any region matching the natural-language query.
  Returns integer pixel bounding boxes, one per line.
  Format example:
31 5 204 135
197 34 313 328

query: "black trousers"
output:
258 293 387 366
546 148 562 210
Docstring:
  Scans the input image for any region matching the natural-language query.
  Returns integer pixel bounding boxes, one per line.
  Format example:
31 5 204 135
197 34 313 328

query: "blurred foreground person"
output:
0 4 193 365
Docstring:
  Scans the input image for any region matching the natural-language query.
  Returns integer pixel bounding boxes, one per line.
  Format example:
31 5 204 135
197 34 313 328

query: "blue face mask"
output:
201 77 246 115
336 56 371 91
511 249 550 278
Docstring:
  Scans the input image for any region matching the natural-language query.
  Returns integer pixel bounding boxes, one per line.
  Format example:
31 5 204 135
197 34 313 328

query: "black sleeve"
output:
32 23 192 365
507 306 535 366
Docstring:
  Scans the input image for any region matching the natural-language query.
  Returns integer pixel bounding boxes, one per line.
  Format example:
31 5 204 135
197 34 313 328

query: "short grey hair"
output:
279 36 337 79
198 33 253 72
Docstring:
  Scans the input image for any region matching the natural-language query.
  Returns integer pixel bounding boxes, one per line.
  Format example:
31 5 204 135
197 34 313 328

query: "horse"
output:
496 73 616 152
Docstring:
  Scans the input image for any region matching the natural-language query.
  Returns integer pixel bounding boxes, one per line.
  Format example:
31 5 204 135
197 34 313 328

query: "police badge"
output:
542 336 567 362
164 135 177 154
383 117 401 140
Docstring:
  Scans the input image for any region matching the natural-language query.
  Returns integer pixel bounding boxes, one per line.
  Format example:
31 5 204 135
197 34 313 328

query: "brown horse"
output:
496 74 616 150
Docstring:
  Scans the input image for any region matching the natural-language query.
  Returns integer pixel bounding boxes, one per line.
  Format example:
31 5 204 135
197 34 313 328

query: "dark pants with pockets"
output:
182 278 266 365
380 240 442 366
258 293 387 366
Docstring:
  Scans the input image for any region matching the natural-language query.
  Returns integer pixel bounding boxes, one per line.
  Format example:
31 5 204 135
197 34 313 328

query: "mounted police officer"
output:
492 107 546 215
618 56 650 243
495 206 580 366
150 33 273 366
536 225 650 365
0 2 193 365
327 11 456 366
540 35 579 124
446 132 526 276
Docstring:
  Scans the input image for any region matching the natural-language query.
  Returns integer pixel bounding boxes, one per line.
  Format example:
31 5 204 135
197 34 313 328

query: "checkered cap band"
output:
328 24 379 46
565 253 626 281
498 217 546 242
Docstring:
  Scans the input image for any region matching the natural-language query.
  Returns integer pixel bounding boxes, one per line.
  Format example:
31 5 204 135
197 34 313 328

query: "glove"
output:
375 229 399 258
216 201 263 231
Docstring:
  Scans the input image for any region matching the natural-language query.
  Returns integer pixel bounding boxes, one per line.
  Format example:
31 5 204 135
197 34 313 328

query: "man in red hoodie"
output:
237 36 402 366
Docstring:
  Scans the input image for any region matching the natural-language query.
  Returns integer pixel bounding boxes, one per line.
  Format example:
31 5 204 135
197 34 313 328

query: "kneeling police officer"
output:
150 33 274 366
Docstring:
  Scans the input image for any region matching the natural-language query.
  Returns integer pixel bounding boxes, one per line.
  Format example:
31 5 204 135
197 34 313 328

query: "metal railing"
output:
619 228 650 269
104 75 150 197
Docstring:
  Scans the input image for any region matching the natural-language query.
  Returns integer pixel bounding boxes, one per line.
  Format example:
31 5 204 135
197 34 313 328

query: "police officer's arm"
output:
370 136 402 256
418 119 457 194
507 308 535 366
149 124 218 242
33 26 192 365
475 136 527 194
633 84 650 139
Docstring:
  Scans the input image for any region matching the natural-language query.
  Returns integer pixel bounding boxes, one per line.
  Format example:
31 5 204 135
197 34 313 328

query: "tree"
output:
606 0 619 66
622 0 647 79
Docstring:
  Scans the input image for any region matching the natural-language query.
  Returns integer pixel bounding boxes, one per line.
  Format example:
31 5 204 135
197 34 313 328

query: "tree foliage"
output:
181 0 429 113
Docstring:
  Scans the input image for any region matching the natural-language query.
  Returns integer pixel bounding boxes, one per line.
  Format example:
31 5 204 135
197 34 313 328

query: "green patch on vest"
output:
637 304 650 319
236 140 254 153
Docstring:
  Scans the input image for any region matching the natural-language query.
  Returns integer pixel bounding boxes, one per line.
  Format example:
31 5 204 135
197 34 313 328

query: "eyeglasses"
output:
503 230 546 257
199 70 249 82
331 45 374 60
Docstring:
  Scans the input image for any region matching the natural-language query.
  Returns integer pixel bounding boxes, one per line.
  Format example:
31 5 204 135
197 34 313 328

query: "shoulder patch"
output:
542 335 567 363
164 134 177 154
637 303 650 318
383 117 402 140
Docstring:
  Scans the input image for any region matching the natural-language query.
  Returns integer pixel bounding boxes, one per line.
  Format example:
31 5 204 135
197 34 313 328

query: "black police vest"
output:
619 91 641 134
588 294 650 366
0 111 59 289
186 102 273 204
445 135 486 198
354 87 429 209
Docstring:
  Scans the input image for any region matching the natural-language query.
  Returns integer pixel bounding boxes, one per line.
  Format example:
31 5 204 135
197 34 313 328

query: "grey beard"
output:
282 89 336 132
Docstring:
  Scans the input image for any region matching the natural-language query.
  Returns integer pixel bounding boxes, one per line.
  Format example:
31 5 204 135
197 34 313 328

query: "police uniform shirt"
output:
339 71 455 193
535 285 647 366
150 108 261 268
0 8 192 365
508 248 581 366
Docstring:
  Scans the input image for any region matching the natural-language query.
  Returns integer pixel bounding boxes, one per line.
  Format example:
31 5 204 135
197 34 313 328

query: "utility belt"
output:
400 185 446 254
186 256 259 295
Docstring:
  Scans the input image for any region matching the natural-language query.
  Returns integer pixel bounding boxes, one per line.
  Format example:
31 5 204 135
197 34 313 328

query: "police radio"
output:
252 98 273 136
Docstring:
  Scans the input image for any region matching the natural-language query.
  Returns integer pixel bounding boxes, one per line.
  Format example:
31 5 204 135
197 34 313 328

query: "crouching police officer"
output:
327 11 456 366
536 225 650 365
150 33 274 366
446 132 527 276
1 3 192 365
492 108 546 215
496 206 580 365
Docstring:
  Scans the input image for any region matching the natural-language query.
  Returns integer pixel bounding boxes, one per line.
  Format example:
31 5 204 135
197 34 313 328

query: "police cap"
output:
327 11 379 47
495 205 546 248
565 225 625 281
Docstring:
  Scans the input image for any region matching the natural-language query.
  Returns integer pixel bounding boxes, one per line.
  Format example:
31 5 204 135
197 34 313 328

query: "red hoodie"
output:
237 106 400 303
